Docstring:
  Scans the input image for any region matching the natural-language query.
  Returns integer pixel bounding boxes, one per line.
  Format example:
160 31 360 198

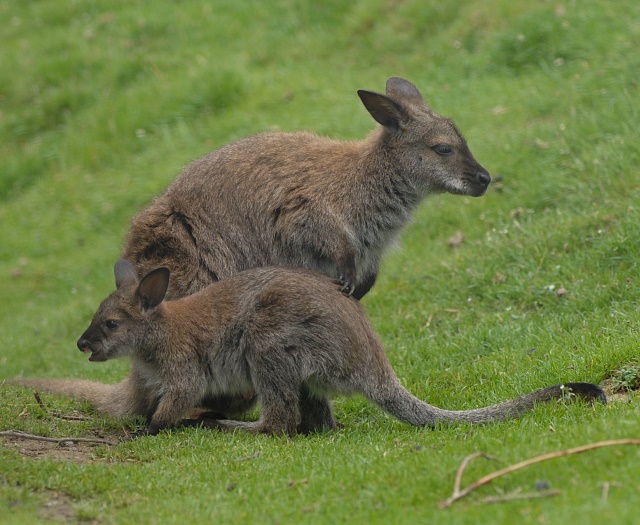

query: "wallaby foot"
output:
179 417 297 437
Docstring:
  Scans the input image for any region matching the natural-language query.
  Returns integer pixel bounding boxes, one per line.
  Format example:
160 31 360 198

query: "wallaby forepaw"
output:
336 263 357 297
338 279 355 296
336 271 356 296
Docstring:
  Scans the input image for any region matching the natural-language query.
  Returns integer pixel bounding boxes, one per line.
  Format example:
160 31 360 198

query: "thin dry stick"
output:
451 452 499 495
441 439 640 508
33 390 46 410
33 390 90 421
0 430 116 446
600 481 622 503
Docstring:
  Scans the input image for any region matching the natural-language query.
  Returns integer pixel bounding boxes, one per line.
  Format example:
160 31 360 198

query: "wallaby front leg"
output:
333 242 357 297
147 391 195 435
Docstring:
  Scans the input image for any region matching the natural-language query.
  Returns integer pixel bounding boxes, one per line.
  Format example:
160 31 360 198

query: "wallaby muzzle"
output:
469 168 491 196
77 335 107 362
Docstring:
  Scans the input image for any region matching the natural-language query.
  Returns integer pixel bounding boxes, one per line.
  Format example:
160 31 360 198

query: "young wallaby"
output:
15 261 605 437
122 77 491 301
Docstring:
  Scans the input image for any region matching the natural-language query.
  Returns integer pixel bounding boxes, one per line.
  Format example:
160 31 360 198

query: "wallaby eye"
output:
105 320 120 330
434 144 453 156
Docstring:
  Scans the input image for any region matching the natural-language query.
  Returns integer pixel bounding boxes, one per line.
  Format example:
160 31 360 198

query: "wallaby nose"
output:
476 169 491 187
77 338 90 353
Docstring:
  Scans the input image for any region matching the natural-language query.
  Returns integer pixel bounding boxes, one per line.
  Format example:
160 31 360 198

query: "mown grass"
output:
1 0 639 523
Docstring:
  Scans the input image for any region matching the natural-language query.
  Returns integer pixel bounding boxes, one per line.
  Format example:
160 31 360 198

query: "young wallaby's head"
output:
77 260 170 362
358 77 490 197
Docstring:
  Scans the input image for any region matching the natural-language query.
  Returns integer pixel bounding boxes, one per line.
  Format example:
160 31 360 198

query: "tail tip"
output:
563 382 607 405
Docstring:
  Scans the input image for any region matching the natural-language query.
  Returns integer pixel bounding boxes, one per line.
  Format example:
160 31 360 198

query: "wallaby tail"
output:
7 377 145 418
366 379 606 427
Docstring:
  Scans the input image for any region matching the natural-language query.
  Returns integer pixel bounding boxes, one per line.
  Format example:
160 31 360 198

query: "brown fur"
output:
14 262 606 437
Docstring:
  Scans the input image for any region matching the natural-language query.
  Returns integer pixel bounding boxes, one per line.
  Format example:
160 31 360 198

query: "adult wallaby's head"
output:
77 260 170 362
358 77 490 197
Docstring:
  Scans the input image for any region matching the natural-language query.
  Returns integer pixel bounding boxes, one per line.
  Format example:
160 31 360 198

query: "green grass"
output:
1 0 640 523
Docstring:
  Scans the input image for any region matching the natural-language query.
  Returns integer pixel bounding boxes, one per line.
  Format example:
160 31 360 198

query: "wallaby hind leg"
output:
251 383 300 436
297 385 337 434
237 348 305 436
181 391 336 435
194 393 259 420
187 351 303 436
177 362 303 436
178 396 301 436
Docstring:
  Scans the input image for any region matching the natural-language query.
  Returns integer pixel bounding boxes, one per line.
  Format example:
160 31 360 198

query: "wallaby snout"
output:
77 337 90 353
471 168 491 196
77 336 106 362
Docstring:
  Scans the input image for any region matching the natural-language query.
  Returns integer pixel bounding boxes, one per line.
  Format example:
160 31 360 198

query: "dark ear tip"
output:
114 259 139 289
114 259 133 272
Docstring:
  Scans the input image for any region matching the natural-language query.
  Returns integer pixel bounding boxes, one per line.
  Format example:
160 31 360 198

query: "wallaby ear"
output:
114 259 139 289
385 77 425 105
136 267 170 311
357 90 408 130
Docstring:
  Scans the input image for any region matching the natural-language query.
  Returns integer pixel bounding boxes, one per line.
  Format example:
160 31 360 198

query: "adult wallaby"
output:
122 76 491 300
15 261 605 436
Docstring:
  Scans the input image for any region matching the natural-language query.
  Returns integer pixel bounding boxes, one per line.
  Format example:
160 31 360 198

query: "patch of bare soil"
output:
600 378 638 404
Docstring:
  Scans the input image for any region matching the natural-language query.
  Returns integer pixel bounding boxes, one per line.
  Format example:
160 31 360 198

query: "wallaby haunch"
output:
122 77 491 300
15 261 605 437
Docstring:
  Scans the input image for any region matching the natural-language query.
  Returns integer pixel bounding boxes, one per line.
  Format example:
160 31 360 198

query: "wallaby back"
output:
122 77 491 300
12 261 605 437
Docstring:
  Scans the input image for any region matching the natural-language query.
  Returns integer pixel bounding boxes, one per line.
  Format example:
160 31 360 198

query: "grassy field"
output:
1 0 639 523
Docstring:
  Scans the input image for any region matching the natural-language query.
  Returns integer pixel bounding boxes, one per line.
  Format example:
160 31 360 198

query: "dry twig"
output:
33 390 90 421
0 430 116 446
441 439 640 508
601 481 623 503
